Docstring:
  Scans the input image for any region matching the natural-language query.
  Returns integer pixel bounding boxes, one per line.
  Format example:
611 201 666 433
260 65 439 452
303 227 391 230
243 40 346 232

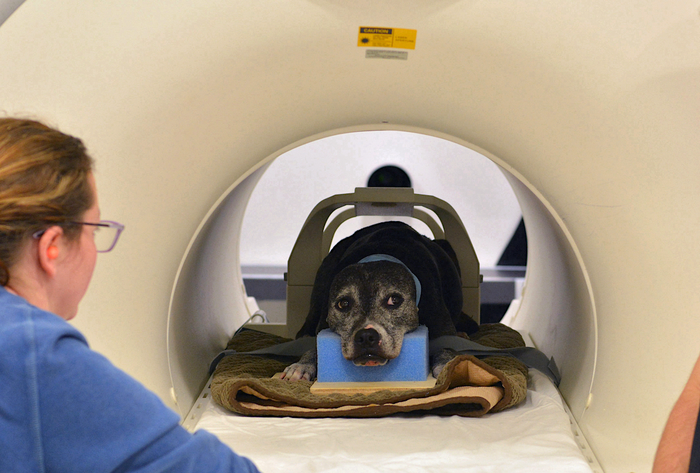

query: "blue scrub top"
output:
0 288 259 473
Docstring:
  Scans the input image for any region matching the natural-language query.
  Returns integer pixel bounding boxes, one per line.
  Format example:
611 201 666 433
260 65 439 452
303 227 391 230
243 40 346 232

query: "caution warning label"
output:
358 27 417 50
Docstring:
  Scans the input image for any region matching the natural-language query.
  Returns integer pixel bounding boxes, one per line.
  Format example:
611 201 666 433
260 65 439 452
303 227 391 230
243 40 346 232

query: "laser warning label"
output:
358 27 417 50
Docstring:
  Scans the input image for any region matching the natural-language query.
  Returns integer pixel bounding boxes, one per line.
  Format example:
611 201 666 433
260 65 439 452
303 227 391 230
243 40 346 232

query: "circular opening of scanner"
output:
240 131 522 271
167 127 597 424
241 132 518 332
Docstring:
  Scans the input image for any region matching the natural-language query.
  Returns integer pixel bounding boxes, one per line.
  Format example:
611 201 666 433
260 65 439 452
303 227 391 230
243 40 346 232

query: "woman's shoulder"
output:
0 288 86 347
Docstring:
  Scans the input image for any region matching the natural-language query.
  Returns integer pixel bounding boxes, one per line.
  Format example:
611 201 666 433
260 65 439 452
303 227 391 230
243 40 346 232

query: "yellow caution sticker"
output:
358 27 417 50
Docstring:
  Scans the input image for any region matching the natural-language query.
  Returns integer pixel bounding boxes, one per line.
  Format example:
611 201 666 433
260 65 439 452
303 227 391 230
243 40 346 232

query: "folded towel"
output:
210 323 528 418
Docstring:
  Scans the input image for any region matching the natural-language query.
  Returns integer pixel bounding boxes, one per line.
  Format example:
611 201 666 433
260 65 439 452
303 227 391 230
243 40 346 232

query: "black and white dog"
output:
281 221 478 381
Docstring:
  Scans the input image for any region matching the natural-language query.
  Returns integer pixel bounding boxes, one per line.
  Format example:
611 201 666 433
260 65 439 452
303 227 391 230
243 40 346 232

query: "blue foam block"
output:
316 325 429 382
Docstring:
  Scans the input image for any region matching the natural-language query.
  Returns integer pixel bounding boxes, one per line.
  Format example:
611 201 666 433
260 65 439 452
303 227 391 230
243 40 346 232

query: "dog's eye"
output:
386 295 404 307
336 298 352 311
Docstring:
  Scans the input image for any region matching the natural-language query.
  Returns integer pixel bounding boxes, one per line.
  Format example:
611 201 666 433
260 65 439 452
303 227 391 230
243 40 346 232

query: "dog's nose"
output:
354 328 380 349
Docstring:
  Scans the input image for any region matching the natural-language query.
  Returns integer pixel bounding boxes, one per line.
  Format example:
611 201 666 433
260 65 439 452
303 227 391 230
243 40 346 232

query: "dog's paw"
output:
432 361 453 379
431 348 458 379
281 347 317 382
280 362 316 382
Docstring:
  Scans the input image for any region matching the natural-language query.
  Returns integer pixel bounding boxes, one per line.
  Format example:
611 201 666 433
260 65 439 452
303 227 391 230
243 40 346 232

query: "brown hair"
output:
0 118 94 286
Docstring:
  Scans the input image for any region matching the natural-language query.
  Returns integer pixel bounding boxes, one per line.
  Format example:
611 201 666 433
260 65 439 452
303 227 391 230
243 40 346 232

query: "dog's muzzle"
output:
352 328 389 366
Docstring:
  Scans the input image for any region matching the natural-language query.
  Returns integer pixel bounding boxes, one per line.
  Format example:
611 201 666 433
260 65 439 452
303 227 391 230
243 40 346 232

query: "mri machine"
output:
1 1 699 471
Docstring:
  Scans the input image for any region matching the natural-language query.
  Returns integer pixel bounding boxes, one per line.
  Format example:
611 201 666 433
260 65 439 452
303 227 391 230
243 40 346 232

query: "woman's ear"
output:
37 226 63 277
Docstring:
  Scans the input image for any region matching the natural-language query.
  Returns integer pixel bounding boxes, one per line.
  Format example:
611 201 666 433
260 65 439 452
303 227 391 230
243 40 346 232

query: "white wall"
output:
241 131 522 268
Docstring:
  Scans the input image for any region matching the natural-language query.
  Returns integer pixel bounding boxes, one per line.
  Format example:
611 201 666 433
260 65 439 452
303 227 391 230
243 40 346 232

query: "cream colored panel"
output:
0 2 698 472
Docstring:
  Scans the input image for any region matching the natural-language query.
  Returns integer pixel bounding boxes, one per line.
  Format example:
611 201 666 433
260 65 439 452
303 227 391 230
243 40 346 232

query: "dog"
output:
281 221 479 382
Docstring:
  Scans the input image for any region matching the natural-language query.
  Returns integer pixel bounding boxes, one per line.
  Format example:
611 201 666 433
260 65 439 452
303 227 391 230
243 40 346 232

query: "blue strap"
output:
357 254 422 305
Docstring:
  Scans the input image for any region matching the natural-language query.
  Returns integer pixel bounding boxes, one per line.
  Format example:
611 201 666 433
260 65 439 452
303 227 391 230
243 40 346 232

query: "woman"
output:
0 118 259 472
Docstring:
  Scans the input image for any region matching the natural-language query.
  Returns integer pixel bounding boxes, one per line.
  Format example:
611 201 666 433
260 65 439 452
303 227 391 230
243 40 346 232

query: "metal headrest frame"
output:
285 187 480 338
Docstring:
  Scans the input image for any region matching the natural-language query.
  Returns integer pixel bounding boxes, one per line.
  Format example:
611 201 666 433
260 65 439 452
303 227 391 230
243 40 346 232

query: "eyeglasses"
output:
76 221 125 252
33 220 125 253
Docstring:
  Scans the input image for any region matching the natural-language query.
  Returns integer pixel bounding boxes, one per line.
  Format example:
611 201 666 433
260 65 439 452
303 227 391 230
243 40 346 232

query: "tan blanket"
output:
210 323 528 418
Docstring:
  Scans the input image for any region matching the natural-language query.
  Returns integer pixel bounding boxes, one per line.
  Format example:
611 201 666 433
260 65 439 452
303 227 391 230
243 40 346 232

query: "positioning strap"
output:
428 335 561 386
208 330 561 386
209 335 317 374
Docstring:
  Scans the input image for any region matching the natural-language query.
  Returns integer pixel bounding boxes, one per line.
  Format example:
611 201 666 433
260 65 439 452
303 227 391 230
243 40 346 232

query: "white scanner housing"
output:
1 2 699 471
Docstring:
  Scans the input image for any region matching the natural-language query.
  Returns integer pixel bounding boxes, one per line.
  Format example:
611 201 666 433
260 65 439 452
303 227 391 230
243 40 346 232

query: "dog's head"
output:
326 260 419 367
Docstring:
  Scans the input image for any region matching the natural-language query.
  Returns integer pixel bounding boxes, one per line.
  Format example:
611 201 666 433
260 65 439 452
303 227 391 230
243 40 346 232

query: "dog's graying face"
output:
326 261 419 367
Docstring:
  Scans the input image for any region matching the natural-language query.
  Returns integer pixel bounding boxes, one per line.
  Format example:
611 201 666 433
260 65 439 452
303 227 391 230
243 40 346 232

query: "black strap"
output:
209 332 561 386
208 336 317 374
428 335 561 386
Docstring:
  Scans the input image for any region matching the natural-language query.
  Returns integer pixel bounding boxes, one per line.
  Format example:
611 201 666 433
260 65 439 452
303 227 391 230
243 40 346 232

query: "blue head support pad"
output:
315 254 428 383
357 254 422 305
316 325 429 382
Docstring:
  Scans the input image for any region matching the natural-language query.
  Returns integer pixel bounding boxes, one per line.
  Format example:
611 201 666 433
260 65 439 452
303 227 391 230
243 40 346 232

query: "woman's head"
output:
0 118 95 286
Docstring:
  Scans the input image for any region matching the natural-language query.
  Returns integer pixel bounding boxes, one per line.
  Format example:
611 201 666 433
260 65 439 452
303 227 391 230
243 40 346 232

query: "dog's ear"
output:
315 315 330 333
